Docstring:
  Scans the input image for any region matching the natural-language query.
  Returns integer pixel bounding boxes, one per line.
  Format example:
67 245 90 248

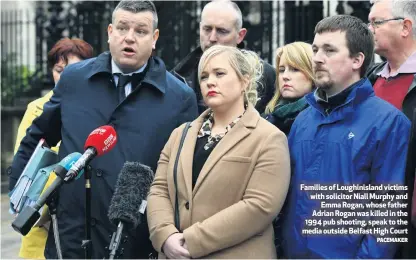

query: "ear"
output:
152 29 160 50
237 28 247 44
107 24 113 43
352 52 365 72
401 18 413 38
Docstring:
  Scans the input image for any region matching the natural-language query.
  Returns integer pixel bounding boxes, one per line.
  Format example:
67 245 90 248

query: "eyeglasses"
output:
367 17 404 28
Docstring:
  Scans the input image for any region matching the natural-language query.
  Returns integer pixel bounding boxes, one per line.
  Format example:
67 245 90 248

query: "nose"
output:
124 29 136 43
281 70 290 81
312 50 324 65
208 29 217 43
205 74 216 88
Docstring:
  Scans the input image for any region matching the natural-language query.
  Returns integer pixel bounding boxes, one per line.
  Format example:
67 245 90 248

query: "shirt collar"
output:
377 51 416 78
111 59 147 76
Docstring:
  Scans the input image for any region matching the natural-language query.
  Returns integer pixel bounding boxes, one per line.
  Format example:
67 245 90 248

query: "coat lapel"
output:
192 105 259 196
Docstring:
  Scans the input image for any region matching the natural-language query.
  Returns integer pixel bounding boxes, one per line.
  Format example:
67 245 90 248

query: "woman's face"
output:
200 53 245 110
278 54 313 100
52 54 82 84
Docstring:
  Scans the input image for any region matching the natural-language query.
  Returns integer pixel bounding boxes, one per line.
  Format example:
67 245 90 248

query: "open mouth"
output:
122 47 135 54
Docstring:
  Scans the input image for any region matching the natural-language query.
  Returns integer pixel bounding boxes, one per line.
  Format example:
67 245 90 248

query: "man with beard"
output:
172 0 276 114
280 15 410 259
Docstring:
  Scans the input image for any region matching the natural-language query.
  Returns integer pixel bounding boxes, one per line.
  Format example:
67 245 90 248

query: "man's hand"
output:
162 233 191 259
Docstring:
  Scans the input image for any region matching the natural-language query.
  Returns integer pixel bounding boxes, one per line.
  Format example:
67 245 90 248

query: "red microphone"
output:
64 125 117 182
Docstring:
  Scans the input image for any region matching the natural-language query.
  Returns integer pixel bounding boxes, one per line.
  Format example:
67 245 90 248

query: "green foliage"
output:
1 53 35 106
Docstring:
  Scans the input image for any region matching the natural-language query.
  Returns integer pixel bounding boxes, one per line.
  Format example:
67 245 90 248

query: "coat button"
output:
96 169 103 177
185 202 189 210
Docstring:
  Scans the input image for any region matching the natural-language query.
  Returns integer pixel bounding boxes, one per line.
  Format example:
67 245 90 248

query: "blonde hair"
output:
265 42 314 114
198 45 263 107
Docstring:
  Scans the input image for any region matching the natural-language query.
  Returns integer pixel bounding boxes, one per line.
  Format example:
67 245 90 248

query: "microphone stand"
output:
108 222 124 259
81 165 92 259
47 194 63 260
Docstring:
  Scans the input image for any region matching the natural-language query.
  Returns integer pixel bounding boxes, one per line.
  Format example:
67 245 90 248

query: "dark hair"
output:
112 0 158 30
47 38 93 69
314 15 374 77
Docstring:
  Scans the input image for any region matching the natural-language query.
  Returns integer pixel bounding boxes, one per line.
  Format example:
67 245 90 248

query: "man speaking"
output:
10 0 197 258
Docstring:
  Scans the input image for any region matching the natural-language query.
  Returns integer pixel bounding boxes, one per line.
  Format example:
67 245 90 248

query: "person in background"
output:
147 45 290 259
173 0 276 114
282 15 410 259
9 0 198 258
263 42 314 135
10 37 93 260
366 2 416 256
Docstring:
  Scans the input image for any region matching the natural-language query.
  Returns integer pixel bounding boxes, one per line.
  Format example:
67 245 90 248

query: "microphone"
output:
107 162 155 259
64 125 117 182
12 152 84 236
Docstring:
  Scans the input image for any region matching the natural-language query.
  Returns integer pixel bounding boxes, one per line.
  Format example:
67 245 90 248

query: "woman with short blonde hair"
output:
147 45 290 259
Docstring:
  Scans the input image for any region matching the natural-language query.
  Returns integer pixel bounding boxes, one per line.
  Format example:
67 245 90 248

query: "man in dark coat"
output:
172 0 276 114
9 0 198 258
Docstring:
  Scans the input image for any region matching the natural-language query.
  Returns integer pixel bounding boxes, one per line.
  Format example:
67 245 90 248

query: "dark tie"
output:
115 73 145 103
116 74 133 102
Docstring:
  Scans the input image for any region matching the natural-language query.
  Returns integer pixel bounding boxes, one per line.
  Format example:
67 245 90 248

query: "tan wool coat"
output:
147 104 290 259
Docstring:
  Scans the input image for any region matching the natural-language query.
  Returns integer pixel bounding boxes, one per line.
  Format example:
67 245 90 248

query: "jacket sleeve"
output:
182 130 291 258
147 126 181 253
356 113 411 259
9 84 64 191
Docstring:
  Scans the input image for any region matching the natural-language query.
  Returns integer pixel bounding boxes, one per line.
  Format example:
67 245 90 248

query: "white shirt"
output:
111 59 147 96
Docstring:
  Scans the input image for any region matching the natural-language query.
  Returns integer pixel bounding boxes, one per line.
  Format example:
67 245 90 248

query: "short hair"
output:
47 38 93 69
371 0 416 38
198 45 263 107
112 0 158 30
265 42 314 114
314 15 374 77
204 0 243 30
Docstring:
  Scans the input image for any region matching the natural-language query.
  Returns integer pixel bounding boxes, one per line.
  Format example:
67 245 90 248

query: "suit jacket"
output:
147 104 290 258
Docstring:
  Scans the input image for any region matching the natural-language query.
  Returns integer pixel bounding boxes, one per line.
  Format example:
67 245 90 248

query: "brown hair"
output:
47 38 93 69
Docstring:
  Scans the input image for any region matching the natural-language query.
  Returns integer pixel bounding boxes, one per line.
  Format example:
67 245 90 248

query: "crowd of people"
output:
9 0 416 259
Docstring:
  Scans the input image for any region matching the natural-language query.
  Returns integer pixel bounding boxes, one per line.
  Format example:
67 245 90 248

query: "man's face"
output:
108 10 159 73
199 5 246 52
368 1 403 56
312 31 359 95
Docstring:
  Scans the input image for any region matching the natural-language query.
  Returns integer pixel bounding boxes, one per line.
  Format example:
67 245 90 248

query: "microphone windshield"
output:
108 162 155 229
84 125 117 156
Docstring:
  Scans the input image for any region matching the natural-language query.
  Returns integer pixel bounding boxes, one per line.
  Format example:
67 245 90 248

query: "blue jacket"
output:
281 79 411 259
10 52 198 259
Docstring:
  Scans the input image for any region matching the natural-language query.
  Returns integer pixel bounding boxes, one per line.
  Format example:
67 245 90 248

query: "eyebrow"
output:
312 43 336 49
118 20 149 28
201 67 226 74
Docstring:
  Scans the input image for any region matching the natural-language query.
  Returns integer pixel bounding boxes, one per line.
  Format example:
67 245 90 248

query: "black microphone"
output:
107 162 155 259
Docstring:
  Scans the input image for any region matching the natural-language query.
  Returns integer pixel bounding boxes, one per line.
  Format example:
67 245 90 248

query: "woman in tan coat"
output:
147 45 290 259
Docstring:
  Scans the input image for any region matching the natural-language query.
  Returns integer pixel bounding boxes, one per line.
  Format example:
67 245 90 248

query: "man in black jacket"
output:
173 0 276 114
10 0 197 258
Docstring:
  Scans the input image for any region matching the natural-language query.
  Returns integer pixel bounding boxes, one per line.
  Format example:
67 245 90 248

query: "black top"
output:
192 135 217 189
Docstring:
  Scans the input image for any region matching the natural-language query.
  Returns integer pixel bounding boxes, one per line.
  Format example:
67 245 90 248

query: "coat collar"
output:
179 104 259 198
86 52 167 94
306 78 374 122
